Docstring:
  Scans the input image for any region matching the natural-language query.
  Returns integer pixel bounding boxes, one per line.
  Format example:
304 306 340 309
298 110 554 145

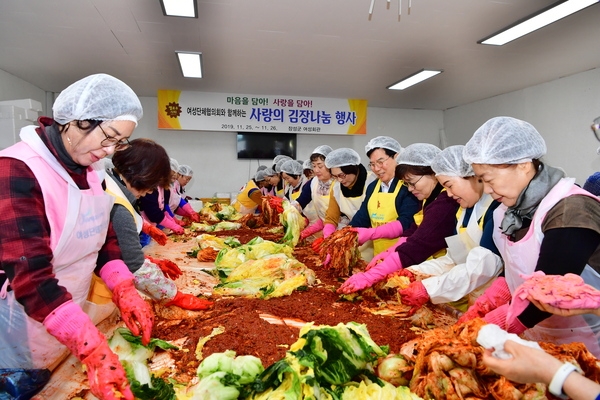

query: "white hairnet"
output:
365 136 402 155
274 156 293 173
398 143 441 166
302 159 313 170
273 155 290 166
463 116 547 165
52 73 143 125
280 159 303 175
178 164 194 176
325 148 361 168
169 158 180 172
256 165 268 172
432 145 474 177
255 169 269 182
312 145 333 158
264 167 276 176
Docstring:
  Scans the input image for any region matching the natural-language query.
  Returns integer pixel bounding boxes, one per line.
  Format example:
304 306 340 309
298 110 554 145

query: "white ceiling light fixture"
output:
479 0 598 46
387 69 442 91
160 0 198 18
176 52 203 78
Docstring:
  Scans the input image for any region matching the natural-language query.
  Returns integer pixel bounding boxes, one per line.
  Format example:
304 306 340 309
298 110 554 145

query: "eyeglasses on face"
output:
368 156 390 169
331 172 347 180
98 124 131 151
402 175 424 188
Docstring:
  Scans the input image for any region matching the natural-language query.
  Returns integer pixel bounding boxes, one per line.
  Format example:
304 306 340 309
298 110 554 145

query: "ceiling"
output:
1 0 599 110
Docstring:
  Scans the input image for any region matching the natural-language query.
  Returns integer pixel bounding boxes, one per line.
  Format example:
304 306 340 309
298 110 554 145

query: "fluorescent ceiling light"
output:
479 0 598 46
177 52 203 78
160 0 197 18
387 69 442 91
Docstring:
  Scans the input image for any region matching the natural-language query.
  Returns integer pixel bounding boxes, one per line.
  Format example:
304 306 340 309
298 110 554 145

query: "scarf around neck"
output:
340 164 368 198
500 163 565 236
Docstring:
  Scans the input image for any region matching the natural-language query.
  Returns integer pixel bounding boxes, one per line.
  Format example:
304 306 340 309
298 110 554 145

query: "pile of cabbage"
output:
179 322 421 400
199 202 242 222
210 237 316 299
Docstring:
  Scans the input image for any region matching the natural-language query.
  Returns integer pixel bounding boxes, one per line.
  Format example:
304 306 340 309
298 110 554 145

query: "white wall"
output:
0 69 47 115
136 97 443 198
444 67 600 186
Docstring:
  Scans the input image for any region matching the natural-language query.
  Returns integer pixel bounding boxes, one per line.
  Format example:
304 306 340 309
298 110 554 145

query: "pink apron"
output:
0 126 113 369
493 178 600 356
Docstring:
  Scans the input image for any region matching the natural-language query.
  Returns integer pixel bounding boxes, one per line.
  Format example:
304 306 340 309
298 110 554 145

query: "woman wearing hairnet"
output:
347 136 420 256
339 143 459 294
104 139 212 311
458 116 600 357
297 145 335 239
167 163 200 223
269 155 293 198
233 167 271 214
175 164 194 199
280 159 307 200
397 145 503 312
0 74 152 400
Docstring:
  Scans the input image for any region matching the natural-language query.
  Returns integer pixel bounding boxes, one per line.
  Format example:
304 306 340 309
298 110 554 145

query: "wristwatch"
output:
548 362 578 399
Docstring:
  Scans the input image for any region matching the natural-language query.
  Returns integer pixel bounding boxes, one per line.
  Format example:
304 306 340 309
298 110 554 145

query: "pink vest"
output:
493 178 600 356
0 126 113 369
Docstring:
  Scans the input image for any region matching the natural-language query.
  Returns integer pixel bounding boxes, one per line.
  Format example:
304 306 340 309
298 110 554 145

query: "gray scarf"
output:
500 163 565 236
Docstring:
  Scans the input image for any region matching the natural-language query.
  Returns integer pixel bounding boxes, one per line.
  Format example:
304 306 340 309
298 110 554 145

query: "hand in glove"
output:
399 281 430 311
300 219 324 241
145 255 182 280
366 236 408 271
456 277 512 324
176 202 201 222
337 251 402 294
322 223 336 239
311 237 324 253
44 301 135 400
160 212 184 234
483 304 528 334
164 291 214 310
353 220 403 245
100 260 154 345
141 220 168 246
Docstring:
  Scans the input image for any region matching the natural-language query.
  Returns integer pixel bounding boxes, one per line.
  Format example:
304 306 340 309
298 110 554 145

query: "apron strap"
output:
0 270 9 299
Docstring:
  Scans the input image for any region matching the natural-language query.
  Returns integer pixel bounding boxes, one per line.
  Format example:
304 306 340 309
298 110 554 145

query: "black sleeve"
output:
519 227 600 327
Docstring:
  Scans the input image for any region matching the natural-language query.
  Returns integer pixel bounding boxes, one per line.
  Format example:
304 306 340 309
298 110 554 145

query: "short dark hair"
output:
57 119 102 134
340 165 359 175
111 138 171 190
366 147 397 159
395 164 434 180
310 153 326 162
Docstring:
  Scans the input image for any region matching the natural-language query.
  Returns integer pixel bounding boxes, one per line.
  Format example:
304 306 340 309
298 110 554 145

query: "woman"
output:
398 145 503 311
0 74 152 400
338 143 459 294
167 158 199 223
298 145 335 239
105 139 213 311
175 164 194 200
349 136 420 255
303 158 315 180
269 155 292 198
280 159 306 201
458 116 600 357
234 168 270 214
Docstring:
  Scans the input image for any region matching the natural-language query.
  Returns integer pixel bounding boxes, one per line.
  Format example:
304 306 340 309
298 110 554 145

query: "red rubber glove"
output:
142 220 168 246
399 280 430 310
164 291 214 310
457 277 512 324
338 251 402 294
145 255 182 280
484 304 528 334
311 237 325 252
100 260 154 346
174 217 187 227
44 301 134 400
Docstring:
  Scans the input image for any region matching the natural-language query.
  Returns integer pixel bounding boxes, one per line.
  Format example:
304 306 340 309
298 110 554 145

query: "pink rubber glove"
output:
100 260 154 345
337 251 402 294
176 202 201 222
300 219 324 240
322 223 336 238
366 237 406 271
141 220 168 245
44 301 134 400
160 212 184 234
484 304 528 334
399 280 430 310
456 277 512 324
164 291 214 310
353 220 403 245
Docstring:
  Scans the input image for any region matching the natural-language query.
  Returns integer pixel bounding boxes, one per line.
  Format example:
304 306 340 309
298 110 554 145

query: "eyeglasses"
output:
368 156 391 169
331 172 347 180
98 125 131 151
402 175 424 188
592 118 600 142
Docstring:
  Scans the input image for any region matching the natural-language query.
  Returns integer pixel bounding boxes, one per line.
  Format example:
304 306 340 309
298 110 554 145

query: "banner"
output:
158 90 367 135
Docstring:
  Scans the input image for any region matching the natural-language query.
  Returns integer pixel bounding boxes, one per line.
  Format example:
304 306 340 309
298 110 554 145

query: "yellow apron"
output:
234 180 260 214
367 180 402 255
